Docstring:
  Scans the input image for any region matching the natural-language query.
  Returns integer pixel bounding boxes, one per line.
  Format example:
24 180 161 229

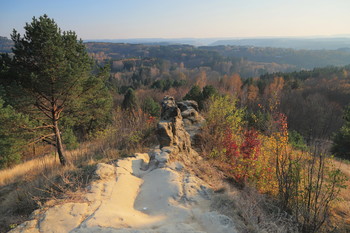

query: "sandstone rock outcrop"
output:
10 96 238 233
177 100 205 142
154 96 206 167
156 96 192 153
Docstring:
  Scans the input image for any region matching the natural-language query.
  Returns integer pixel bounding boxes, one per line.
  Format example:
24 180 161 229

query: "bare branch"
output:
42 138 56 147
28 133 55 145
35 103 53 119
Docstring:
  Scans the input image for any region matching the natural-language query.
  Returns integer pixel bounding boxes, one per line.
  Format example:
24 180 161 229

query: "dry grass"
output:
0 141 109 233
0 142 110 188
0 154 59 187
211 188 298 233
0 108 157 232
329 159 350 232
0 137 138 232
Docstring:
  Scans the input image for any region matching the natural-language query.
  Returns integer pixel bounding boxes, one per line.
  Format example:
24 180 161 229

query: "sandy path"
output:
10 151 237 233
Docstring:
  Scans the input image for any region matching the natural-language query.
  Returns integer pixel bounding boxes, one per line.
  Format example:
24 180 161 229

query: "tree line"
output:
1 14 350 168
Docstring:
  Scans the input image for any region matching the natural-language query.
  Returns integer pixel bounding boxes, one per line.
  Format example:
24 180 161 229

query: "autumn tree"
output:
264 76 284 101
230 73 243 96
3 15 105 165
220 73 242 97
247 85 259 102
195 71 207 89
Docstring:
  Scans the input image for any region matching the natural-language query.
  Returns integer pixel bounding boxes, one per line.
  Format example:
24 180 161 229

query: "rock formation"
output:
156 96 192 153
153 96 206 168
177 100 205 144
10 96 237 233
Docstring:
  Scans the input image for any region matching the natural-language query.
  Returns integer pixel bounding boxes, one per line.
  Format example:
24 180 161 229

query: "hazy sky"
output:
1 0 349 40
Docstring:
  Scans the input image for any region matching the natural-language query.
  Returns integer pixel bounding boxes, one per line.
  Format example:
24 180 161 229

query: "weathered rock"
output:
177 100 204 125
156 96 192 154
94 163 115 179
38 203 89 233
9 220 39 233
177 100 199 112
160 96 180 121
169 161 185 171
177 100 205 148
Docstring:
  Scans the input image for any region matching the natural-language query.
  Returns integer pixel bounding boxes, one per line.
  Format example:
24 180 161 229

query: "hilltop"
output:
3 96 350 233
8 98 239 233
1 15 350 233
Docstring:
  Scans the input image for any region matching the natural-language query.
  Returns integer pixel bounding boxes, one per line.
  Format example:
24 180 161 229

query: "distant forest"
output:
2 36 350 74
211 37 350 50
84 41 350 74
1 35 350 155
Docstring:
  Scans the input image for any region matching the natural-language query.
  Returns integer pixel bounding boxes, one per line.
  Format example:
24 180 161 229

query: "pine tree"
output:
184 85 203 104
332 105 350 160
142 97 160 117
122 88 138 110
3 15 107 165
0 98 30 168
202 85 218 100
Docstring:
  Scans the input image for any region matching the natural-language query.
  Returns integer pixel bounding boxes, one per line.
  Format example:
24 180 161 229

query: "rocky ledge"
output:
10 96 237 233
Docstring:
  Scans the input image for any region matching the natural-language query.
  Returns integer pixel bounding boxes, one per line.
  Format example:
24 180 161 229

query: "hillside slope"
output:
10 97 237 233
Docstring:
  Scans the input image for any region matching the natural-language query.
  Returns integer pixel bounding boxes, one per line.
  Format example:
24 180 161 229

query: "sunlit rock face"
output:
156 96 192 153
177 100 205 142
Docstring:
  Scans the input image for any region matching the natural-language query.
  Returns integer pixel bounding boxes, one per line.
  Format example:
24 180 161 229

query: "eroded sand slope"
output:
10 97 237 233
11 152 237 233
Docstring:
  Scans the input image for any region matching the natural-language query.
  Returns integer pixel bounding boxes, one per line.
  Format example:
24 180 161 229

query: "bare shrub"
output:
211 187 298 233
275 141 347 232
93 107 157 156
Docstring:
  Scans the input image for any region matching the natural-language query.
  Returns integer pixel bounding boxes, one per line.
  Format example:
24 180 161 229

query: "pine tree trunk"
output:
53 117 67 166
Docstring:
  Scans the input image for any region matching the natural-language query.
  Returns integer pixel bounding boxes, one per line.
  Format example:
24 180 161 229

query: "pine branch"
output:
28 133 55 145
19 124 54 132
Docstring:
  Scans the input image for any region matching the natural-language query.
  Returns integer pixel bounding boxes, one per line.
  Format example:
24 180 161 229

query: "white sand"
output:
10 153 237 233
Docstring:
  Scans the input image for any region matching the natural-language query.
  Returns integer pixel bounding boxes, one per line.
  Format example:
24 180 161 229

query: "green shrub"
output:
289 130 307 151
